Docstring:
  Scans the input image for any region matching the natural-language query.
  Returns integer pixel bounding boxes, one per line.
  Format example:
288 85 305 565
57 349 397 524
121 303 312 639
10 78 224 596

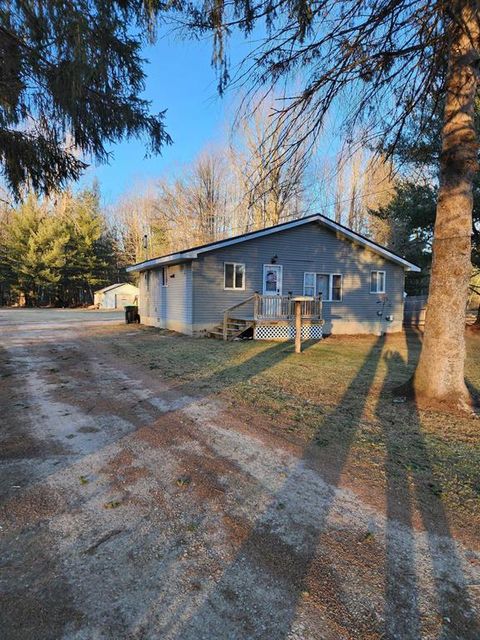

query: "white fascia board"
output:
126 252 198 272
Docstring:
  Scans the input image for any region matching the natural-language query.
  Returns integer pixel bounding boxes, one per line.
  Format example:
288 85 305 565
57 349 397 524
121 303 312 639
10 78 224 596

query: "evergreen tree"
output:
0 1 171 197
58 187 118 305
368 182 437 295
0 205 15 304
1 196 69 305
371 99 480 295
0 185 122 306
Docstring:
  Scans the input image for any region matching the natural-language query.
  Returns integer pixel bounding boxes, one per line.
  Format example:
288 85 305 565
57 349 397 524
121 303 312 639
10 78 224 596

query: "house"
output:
93 282 139 309
126 214 420 339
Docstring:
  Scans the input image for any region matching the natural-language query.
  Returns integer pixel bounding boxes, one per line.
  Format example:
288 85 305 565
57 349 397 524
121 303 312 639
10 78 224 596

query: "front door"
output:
263 264 283 296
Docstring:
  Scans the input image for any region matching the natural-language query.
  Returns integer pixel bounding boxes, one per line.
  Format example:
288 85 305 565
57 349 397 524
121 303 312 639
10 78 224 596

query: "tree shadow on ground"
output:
161 337 387 639
380 330 478 639
5 328 478 639
185 338 321 393
132 337 322 418
0 334 323 640
155 330 478 639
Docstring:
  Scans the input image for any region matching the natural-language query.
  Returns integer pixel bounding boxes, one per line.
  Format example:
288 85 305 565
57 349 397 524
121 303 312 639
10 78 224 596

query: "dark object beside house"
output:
404 295 428 327
125 306 140 324
126 214 420 340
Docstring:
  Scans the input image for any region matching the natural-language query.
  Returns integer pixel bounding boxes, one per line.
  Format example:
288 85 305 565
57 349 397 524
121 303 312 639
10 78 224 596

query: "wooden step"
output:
208 317 254 341
208 330 225 340
208 325 240 338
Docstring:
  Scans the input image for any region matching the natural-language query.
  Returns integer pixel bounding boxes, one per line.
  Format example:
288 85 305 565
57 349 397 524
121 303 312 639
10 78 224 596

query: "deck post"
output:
223 310 228 341
254 292 259 321
295 300 302 353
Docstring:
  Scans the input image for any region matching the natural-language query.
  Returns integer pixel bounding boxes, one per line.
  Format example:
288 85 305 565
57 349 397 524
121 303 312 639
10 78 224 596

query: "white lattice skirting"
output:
254 324 323 341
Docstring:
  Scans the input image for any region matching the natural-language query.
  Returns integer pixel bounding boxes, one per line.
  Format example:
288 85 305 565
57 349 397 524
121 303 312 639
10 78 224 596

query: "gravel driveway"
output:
1 309 479 640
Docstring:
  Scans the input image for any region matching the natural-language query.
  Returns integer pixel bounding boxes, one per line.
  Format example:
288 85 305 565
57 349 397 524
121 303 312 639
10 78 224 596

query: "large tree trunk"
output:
413 4 479 412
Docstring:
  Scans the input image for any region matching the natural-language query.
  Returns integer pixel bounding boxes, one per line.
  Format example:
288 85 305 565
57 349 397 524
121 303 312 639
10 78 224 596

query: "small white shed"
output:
94 283 139 309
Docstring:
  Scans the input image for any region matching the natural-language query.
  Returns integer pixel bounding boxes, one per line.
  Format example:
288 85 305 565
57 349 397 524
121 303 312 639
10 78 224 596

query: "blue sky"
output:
80 30 246 205
77 26 345 212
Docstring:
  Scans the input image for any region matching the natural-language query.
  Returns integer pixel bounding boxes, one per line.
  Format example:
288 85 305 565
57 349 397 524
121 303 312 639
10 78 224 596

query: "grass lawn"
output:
109 327 480 545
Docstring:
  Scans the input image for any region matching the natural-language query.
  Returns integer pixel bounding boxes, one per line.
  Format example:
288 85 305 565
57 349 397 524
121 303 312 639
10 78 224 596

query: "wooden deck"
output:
208 293 323 341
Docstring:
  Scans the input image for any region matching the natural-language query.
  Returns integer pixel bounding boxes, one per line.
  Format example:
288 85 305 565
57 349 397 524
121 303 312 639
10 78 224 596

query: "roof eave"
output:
126 216 323 272
126 253 197 273
126 213 421 273
317 216 420 272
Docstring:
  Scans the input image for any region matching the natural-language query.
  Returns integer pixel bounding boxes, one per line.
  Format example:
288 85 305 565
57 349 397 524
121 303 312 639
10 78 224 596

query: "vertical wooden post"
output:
295 300 302 353
223 311 228 341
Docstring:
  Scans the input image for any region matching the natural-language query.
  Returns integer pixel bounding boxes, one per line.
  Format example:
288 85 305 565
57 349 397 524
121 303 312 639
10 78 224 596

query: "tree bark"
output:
413 3 480 411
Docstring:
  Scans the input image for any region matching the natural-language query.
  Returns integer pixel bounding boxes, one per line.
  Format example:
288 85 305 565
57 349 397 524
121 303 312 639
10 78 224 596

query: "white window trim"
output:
161 266 168 287
370 270 386 294
224 262 246 290
303 272 343 302
330 273 343 302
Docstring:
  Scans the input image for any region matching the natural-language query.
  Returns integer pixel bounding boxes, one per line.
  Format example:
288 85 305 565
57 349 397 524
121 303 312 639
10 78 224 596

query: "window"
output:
145 271 150 292
331 274 342 301
303 272 315 297
224 262 245 290
370 270 386 294
161 266 168 287
303 273 342 301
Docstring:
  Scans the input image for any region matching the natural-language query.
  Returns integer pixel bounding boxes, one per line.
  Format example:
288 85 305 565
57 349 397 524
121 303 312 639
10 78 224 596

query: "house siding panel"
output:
138 262 193 334
192 222 405 334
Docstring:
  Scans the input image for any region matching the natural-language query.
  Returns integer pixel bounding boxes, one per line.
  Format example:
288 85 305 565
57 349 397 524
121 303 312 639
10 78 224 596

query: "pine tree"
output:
0 186 122 306
61 187 116 305
2 196 69 305
0 1 171 197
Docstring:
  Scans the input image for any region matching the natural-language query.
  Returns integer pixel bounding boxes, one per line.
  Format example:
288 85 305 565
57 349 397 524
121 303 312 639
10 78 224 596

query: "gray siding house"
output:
126 214 420 339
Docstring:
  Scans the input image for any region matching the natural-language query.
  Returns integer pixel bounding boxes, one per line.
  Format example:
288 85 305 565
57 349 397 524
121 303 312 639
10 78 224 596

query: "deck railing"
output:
254 294 322 321
222 293 323 339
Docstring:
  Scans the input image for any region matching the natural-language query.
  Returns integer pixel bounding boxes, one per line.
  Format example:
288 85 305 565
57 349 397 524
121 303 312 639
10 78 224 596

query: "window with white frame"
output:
161 266 168 287
370 270 386 294
303 273 342 301
224 262 245 290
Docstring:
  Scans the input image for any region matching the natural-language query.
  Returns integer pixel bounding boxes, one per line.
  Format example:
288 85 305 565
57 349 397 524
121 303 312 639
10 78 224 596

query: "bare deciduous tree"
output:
230 99 308 229
113 185 167 265
330 146 395 239
156 149 231 248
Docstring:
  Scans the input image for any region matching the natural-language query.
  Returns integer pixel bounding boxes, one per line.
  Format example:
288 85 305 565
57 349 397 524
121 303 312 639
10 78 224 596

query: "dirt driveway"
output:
1 309 479 640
